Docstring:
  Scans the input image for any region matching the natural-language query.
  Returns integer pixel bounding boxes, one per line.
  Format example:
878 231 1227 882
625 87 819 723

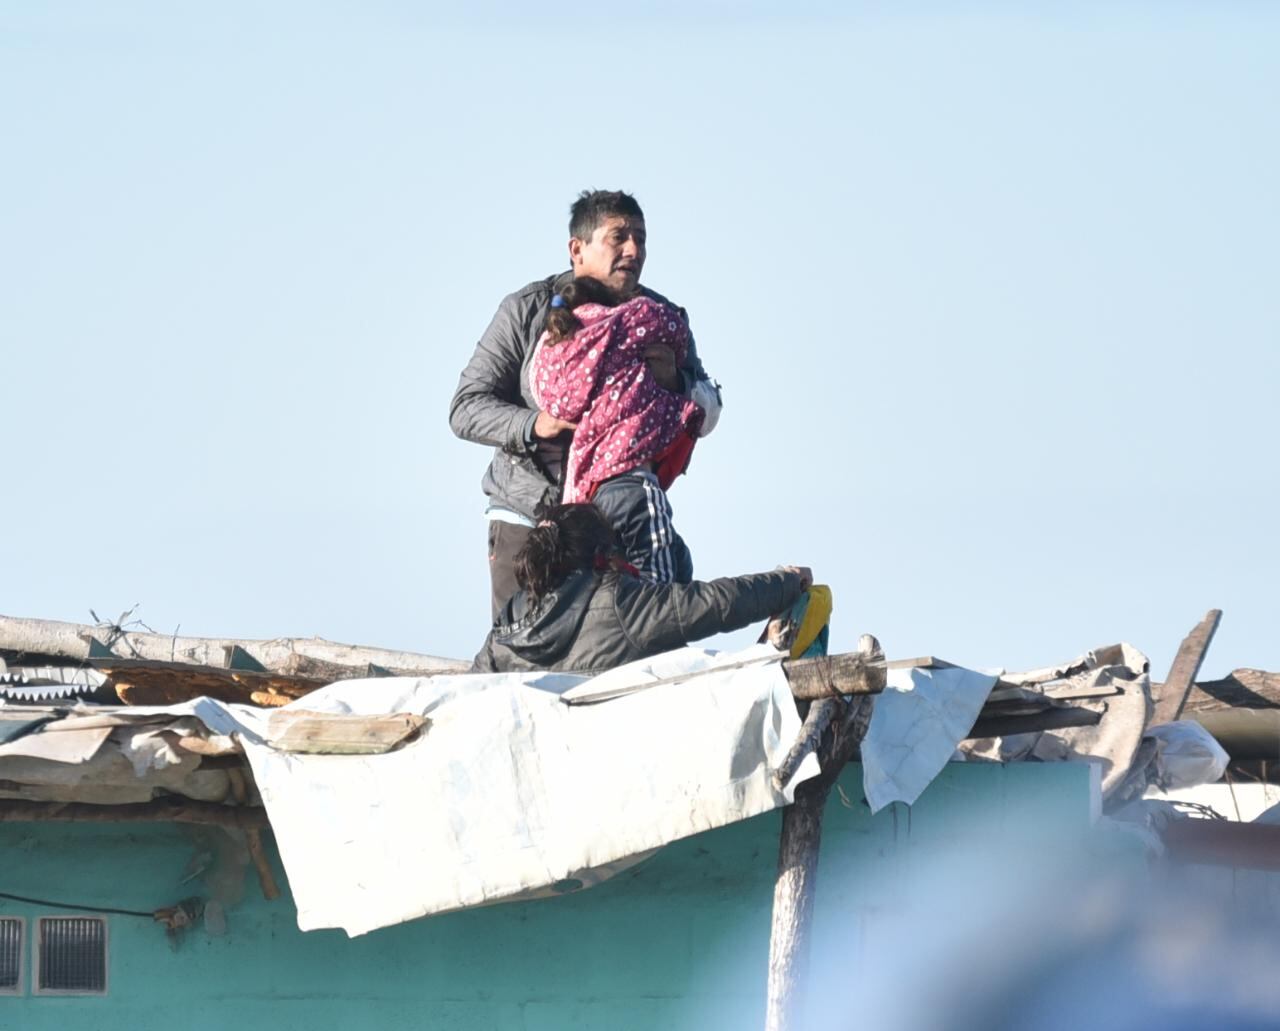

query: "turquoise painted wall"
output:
0 763 1097 1031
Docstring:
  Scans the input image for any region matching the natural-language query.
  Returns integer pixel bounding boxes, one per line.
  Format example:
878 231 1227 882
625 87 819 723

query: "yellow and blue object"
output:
786 585 832 659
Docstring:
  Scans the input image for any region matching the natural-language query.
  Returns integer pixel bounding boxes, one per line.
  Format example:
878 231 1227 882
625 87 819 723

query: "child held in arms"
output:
529 277 708 583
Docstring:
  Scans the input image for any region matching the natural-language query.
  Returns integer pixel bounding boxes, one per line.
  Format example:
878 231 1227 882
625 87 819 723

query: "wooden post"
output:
767 636 881 1031
765 695 874 1031
766 777 831 1031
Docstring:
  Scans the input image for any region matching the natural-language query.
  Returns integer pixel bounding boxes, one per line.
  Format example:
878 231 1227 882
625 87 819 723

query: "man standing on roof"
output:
450 189 722 618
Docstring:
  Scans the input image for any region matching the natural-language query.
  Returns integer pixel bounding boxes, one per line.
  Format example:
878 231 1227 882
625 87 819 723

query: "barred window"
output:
0 918 22 993
35 917 107 995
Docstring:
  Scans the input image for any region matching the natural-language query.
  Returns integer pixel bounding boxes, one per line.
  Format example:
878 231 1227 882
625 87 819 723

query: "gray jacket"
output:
449 271 710 521
471 567 804 675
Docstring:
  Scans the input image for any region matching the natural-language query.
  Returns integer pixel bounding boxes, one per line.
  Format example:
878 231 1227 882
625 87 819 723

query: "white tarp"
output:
1 646 1014 934
230 645 818 935
859 666 998 813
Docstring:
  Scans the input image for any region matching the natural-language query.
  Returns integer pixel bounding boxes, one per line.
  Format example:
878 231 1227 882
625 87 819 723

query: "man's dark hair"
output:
515 503 617 601
569 189 644 242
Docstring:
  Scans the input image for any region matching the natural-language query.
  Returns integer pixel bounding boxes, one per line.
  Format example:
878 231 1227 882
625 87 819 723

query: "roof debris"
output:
0 606 1273 931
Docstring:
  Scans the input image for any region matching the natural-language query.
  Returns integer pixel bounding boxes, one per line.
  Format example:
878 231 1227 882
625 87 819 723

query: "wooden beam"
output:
966 705 1102 739
0 799 268 829
1152 609 1223 725
782 652 890 701
0 614 466 678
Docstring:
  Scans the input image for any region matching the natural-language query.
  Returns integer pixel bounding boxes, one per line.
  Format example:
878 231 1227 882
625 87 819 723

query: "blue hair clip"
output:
550 294 566 309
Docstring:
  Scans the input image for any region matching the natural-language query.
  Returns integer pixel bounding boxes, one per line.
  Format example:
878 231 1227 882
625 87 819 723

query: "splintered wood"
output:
109 666 321 707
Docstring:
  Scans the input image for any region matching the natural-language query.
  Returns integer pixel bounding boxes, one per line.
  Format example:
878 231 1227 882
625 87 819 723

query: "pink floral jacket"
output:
530 296 705 504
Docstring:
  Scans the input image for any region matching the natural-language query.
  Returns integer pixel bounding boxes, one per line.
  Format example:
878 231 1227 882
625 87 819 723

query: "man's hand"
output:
643 344 680 392
533 410 577 439
780 566 814 590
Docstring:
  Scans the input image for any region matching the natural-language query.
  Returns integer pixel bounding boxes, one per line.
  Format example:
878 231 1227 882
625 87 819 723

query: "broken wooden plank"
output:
1152 609 1223 725
267 711 428 755
0 799 268 829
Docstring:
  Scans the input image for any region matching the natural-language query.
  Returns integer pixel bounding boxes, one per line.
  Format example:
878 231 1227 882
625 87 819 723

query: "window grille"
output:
0 918 21 993
35 917 107 995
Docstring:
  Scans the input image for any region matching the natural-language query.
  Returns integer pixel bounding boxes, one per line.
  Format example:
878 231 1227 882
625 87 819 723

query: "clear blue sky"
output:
3 2 1276 679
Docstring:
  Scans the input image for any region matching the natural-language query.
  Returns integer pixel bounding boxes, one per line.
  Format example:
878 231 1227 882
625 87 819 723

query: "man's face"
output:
569 215 646 296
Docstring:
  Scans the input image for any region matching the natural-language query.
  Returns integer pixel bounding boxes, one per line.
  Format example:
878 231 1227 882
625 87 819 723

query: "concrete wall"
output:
0 762 1096 1031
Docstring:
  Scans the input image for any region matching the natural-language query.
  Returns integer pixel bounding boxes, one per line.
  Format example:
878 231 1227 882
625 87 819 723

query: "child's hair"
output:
515 503 617 601
544 276 619 344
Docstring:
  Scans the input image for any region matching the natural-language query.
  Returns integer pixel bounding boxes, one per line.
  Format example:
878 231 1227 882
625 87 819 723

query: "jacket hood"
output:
491 570 601 667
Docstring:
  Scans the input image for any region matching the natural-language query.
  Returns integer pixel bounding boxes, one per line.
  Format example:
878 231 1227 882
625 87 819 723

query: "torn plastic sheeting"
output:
860 665 998 814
